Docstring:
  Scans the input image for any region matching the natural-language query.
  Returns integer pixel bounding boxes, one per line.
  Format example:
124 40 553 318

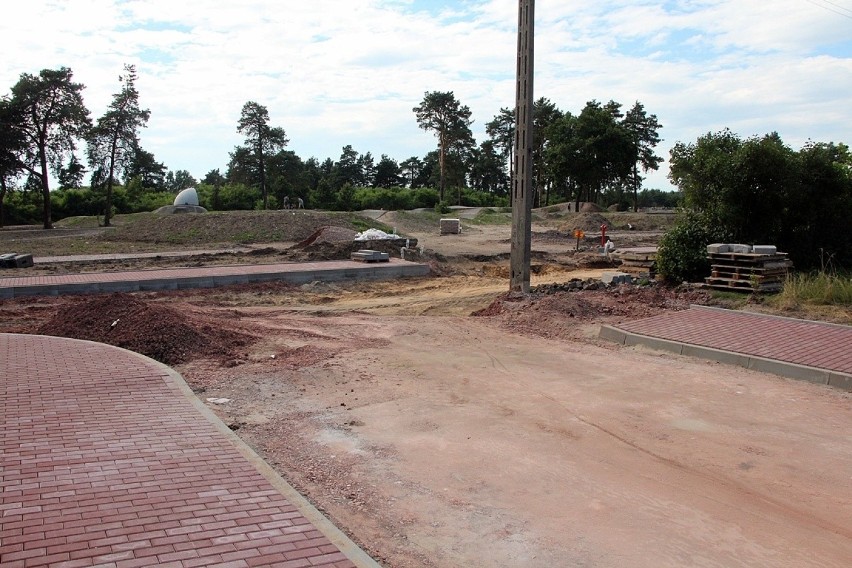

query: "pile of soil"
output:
100 210 358 245
36 293 255 365
475 283 712 340
293 226 359 248
569 212 613 232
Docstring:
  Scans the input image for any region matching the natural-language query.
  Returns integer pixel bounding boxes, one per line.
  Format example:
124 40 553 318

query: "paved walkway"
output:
33 249 255 264
0 259 429 299
601 305 852 390
0 333 379 568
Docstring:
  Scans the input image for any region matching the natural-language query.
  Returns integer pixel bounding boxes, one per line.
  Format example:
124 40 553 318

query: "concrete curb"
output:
0 259 430 299
157 351 383 568
599 325 852 391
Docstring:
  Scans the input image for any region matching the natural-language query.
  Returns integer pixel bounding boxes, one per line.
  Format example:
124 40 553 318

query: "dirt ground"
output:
2 211 851 567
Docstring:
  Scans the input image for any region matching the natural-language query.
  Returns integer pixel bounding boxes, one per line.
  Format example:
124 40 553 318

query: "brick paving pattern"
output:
615 306 852 375
0 334 362 568
34 249 252 264
0 259 428 299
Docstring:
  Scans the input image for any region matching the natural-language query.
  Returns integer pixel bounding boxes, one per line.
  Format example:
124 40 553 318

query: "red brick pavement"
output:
0 334 372 568
0 259 428 299
614 306 852 375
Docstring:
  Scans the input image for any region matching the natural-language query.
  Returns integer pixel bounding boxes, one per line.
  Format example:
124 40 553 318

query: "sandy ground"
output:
3 212 852 567
183 305 852 568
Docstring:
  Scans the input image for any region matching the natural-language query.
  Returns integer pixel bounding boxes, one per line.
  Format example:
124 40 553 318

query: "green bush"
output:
434 200 451 214
657 213 726 283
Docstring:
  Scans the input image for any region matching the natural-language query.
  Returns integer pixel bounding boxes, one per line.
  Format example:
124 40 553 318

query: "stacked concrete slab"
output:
704 244 792 292
614 247 657 278
351 249 390 263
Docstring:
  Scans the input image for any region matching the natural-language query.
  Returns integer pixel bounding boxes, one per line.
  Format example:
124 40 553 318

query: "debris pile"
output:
355 228 398 241
294 226 359 248
36 293 255 365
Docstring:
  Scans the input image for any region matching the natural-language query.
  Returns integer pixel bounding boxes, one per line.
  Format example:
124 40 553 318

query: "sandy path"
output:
192 311 852 568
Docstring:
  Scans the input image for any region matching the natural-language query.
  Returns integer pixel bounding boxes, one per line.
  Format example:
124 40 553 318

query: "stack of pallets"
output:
704 244 793 292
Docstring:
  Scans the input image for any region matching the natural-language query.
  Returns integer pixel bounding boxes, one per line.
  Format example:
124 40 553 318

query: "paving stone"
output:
603 306 852 391
0 334 376 568
0 260 429 299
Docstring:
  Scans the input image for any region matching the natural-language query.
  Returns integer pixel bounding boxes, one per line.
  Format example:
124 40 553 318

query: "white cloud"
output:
1 0 850 191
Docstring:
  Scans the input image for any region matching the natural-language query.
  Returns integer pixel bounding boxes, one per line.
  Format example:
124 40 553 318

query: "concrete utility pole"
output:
510 0 534 293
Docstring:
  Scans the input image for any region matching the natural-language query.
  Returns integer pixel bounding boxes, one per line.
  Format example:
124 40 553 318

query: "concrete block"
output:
706 243 730 254
729 244 752 254
747 357 829 385
13 254 34 268
598 326 627 345
0 253 18 268
351 250 390 262
681 345 751 368
624 334 685 355
440 218 461 235
828 373 852 392
601 272 632 285
752 245 777 255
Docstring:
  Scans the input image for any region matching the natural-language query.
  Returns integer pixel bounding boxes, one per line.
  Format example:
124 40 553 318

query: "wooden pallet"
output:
704 251 792 293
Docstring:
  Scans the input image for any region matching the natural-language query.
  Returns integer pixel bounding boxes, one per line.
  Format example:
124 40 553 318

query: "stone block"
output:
752 245 777 255
729 244 752 253
13 254 34 268
601 272 632 285
440 218 461 235
0 253 17 268
707 243 730 254
351 249 390 263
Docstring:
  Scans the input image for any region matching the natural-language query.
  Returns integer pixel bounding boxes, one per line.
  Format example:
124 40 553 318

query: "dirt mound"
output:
580 202 604 213
36 293 255 365
474 284 712 340
294 226 359 248
100 210 361 245
569 212 613 233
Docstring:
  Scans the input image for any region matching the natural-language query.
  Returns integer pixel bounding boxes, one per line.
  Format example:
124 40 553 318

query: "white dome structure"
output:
174 187 200 206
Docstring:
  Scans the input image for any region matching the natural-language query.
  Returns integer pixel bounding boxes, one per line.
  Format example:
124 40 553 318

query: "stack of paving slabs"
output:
615 247 658 278
351 249 390 263
704 244 793 293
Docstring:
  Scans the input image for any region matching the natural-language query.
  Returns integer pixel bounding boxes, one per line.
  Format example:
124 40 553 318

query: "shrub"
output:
434 200 451 214
657 213 726 283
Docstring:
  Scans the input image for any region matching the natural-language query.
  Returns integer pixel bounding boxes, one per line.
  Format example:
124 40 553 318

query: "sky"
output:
2 0 851 192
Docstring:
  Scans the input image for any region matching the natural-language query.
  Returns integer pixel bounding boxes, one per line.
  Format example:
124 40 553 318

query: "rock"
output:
601 272 633 286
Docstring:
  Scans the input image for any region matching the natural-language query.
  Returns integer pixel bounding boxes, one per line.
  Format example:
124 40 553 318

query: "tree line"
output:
1 66 670 228
659 130 852 274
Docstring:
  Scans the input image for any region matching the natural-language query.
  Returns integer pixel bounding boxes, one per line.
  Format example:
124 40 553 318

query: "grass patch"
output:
468 208 512 226
775 271 852 308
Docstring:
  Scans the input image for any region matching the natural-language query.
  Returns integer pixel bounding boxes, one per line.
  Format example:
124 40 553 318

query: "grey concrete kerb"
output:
154 345 381 568
0 259 430 299
1 333 381 568
600 306 852 391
